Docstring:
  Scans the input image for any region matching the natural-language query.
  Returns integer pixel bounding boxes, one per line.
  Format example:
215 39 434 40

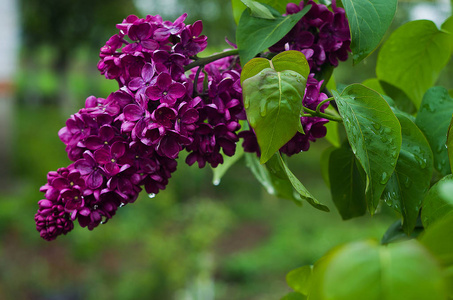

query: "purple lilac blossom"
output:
36 3 351 240
36 13 209 240
269 0 351 72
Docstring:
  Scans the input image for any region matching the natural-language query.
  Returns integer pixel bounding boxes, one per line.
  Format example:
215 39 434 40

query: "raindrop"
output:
119 203 125 208
404 177 412 188
244 98 250 109
437 144 447 153
148 193 156 198
213 179 220 186
260 102 267 117
380 172 389 184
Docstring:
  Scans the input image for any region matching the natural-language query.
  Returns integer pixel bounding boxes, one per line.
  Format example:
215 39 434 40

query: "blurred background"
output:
0 0 451 299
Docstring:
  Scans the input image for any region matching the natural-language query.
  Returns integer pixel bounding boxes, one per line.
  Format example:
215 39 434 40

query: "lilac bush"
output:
35 1 351 241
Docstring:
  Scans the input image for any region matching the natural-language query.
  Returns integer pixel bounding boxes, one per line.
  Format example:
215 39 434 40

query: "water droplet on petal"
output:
148 193 156 198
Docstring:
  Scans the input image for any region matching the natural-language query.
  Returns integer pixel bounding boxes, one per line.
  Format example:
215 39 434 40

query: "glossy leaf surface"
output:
243 57 308 163
342 0 397 64
415 87 453 176
382 113 433 234
236 4 310 65
328 144 367 219
333 84 401 213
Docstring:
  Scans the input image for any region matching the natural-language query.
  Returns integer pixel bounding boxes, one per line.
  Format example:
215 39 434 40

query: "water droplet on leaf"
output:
380 172 389 184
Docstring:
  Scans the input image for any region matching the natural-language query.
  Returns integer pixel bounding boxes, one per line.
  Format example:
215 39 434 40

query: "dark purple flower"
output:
174 21 207 56
75 151 105 189
146 73 187 105
94 141 128 176
127 62 156 93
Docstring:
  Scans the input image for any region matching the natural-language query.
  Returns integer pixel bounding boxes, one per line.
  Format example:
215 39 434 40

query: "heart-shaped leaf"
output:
243 52 310 164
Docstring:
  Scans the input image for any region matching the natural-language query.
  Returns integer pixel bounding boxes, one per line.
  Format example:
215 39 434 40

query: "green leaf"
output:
240 58 271 86
211 146 245 186
441 15 453 53
381 219 424 245
241 50 310 85
376 20 452 108
245 152 298 202
286 265 313 295
244 152 328 211
421 174 453 228
420 212 453 267
271 50 311 76
379 81 417 115
447 117 453 173
232 0 294 25
382 113 433 234
415 87 453 176
243 68 306 164
333 84 402 213
241 0 275 19
276 153 329 211
342 0 397 64
328 144 367 220
309 240 448 300
236 4 311 65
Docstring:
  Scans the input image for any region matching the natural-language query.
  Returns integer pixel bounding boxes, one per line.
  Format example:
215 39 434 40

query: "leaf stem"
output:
303 106 343 122
184 49 240 71
316 97 334 114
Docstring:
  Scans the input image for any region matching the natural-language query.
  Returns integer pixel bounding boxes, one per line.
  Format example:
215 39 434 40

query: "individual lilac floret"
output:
269 0 351 72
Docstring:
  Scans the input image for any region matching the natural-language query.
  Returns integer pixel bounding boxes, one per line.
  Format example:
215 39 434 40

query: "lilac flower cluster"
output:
35 14 242 241
36 2 351 240
269 0 351 72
